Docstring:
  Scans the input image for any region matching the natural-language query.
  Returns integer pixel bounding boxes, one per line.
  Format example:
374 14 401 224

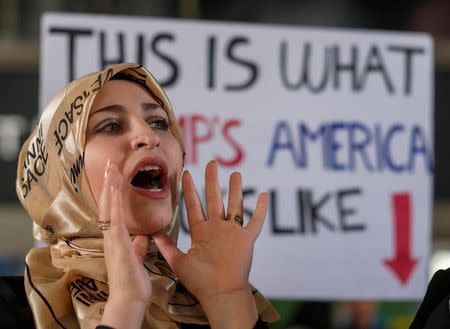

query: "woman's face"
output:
85 79 183 234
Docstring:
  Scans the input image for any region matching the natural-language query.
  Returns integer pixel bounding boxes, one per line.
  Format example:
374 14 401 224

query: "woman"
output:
16 63 279 329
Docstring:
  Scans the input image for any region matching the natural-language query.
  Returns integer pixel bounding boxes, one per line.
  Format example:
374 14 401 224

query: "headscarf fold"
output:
17 63 279 329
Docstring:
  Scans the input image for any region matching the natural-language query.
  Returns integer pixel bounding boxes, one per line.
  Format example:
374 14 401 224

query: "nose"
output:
130 128 160 150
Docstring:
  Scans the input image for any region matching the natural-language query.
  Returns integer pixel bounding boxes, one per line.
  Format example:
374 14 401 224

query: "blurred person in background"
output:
338 301 386 329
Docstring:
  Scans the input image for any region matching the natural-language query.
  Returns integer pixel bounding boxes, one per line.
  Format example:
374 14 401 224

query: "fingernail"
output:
109 163 121 190
99 174 112 220
101 160 111 199
104 158 111 179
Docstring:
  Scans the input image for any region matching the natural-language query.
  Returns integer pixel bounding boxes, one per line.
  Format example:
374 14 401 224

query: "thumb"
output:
152 232 184 272
132 235 149 264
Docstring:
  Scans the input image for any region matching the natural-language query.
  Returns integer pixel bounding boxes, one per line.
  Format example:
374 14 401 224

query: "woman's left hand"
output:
152 160 268 328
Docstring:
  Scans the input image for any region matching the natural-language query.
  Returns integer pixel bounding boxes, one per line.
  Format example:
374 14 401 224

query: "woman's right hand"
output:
153 161 269 329
99 160 151 329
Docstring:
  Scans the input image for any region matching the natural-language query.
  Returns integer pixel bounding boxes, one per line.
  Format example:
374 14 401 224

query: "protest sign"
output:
41 13 433 299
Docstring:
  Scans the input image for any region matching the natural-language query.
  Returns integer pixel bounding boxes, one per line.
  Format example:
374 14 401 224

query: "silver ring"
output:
98 219 111 231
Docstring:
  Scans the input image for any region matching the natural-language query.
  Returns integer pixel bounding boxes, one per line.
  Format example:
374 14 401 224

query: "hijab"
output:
16 63 279 329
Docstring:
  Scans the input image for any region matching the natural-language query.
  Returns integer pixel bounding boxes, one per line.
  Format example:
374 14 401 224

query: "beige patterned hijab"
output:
16 63 279 329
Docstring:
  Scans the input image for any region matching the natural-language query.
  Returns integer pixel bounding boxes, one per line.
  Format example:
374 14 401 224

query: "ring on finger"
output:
225 214 244 226
98 219 111 231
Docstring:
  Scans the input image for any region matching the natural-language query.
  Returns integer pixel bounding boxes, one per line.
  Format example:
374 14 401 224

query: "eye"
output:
95 119 122 134
148 117 169 131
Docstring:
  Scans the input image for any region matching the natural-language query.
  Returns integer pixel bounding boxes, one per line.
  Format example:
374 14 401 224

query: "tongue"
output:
132 170 162 190
145 178 162 190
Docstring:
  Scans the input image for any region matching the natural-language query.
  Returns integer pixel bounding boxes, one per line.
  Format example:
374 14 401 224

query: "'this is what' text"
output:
49 27 424 96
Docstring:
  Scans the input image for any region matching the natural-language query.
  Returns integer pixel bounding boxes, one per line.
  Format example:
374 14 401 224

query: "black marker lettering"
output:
151 33 179 87
99 31 125 69
49 27 93 81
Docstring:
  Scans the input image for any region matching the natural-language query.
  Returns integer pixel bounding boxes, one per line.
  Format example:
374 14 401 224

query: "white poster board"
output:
41 12 434 300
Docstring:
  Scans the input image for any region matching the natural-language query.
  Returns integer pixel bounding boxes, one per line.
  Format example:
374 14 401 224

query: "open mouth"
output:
130 165 166 192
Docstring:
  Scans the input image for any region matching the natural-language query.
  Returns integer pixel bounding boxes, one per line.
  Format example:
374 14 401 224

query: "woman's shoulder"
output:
1 275 270 329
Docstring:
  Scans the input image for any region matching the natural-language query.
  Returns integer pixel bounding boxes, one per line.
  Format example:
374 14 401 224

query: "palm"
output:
180 221 253 298
152 161 268 305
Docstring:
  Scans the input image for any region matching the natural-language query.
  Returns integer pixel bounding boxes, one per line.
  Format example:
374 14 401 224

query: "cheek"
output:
168 140 183 176
164 138 183 194
84 143 108 205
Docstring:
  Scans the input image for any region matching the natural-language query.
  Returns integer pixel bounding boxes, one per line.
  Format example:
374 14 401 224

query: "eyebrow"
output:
89 104 124 117
141 102 161 111
90 102 162 117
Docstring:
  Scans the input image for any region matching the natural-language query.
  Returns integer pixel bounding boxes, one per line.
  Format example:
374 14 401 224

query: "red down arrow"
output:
383 193 419 285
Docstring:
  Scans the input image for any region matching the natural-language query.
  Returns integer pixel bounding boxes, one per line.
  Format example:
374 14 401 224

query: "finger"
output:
227 172 244 224
205 160 225 221
98 159 112 232
152 232 184 273
246 192 269 239
107 163 129 242
132 235 149 264
182 171 206 235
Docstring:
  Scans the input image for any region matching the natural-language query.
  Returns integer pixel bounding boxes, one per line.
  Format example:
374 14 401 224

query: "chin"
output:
126 212 173 235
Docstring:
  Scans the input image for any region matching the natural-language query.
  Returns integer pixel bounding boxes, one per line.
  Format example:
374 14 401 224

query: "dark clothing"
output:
179 317 269 328
96 317 269 328
0 276 35 329
410 268 450 329
0 276 269 329
96 316 269 328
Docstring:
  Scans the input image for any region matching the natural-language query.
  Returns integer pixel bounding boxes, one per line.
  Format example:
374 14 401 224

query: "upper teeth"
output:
139 165 161 172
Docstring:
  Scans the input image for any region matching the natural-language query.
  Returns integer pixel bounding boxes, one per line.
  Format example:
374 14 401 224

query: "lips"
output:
129 157 170 199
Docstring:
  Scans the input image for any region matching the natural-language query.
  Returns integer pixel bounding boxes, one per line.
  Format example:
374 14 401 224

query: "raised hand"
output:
99 160 151 329
152 160 269 329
